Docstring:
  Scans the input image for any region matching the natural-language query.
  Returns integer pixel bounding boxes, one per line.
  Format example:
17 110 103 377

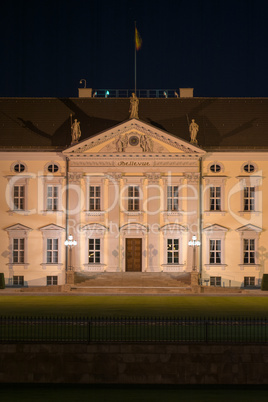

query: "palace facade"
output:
1 91 268 288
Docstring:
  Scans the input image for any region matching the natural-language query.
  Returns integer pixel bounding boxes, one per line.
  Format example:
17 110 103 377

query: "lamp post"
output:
64 234 77 271
188 235 201 271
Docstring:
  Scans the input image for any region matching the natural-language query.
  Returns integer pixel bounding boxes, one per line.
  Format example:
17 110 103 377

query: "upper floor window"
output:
167 186 179 211
167 239 179 264
13 238 24 263
243 239 255 264
243 164 255 173
128 186 140 211
14 163 25 173
209 187 221 211
14 185 25 210
89 186 101 211
209 239 221 264
47 185 59 211
210 164 222 173
244 187 255 211
47 164 59 173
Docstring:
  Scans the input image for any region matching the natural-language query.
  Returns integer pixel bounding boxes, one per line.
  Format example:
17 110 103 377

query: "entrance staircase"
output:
71 272 192 294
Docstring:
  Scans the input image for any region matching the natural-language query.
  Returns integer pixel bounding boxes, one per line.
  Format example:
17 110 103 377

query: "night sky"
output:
1 0 268 98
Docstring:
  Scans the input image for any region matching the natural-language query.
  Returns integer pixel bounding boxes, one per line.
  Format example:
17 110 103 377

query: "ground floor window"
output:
244 276 255 287
13 275 24 286
46 238 58 263
210 276 221 286
167 239 179 264
88 239 101 263
47 276 58 286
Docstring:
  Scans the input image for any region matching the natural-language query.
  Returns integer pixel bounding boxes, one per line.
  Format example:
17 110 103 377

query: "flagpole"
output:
134 21 137 95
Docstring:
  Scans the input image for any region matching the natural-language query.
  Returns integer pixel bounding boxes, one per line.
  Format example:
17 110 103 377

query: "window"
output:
244 276 255 287
89 186 101 211
47 276 58 286
210 164 222 173
128 186 140 211
46 185 59 211
244 187 255 211
209 240 221 264
203 224 228 268
243 164 255 173
14 163 25 173
47 164 59 173
40 224 64 267
46 239 58 263
13 276 24 286
209 187 221 211
167 239 179 264
83 224 108 271
88 239 101 263
13 238 24 263
204 177 226 214
210 276 221 286
167 186 179 211
13 185 25 210
243 239 255 264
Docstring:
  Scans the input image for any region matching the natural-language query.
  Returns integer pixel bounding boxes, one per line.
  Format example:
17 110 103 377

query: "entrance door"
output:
125 238 142 272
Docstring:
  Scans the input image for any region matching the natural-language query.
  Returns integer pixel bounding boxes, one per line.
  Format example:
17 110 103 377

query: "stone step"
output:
74 272 191 288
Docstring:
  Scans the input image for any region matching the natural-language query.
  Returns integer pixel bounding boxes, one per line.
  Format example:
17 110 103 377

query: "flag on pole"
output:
135 27 142 50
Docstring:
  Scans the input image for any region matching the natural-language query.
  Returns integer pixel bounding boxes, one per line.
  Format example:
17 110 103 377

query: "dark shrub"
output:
261 274 268 291
0 273 5 289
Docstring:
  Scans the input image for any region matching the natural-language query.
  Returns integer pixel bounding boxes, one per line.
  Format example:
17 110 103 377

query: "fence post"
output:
87 319 91 344
205 319 208 343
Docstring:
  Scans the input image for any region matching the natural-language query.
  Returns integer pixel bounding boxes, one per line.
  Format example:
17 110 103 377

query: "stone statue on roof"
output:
129 92 139 119
71 119 81 143
189 119 199 144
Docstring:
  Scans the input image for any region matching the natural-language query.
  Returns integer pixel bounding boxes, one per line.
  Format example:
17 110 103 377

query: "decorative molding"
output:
68 172 83 183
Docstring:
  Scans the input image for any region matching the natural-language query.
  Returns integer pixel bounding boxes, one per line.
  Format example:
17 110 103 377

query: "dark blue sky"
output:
1 0 268 97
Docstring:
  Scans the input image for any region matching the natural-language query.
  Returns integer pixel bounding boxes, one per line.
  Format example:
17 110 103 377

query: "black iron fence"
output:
0 316 267 343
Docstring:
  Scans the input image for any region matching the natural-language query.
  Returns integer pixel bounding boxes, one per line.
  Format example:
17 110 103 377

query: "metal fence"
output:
0 316 268 343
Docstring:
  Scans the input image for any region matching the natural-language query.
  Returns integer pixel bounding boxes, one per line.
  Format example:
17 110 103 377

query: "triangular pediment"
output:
39 224 65 231
236 224 262 232
203 224 229 232
63 119 205 156
5 224 32 232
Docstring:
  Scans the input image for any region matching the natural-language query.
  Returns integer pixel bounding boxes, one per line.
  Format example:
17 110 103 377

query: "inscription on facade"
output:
118 161 150 166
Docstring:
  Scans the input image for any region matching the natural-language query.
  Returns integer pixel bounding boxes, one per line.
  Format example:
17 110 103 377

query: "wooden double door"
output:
125 238 142 272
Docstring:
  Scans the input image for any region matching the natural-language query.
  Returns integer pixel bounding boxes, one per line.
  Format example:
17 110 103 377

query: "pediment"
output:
5 224 32 232
203 224 229 232
39 224 65 231
82 224 108 233
63 119 205 156
236 224 262 232
160 224 188 233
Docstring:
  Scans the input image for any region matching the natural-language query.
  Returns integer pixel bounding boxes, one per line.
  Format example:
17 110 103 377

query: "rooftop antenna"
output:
79 79 86 88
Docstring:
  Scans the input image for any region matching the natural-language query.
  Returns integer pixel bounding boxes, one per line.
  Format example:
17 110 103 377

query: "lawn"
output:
0 295 268 318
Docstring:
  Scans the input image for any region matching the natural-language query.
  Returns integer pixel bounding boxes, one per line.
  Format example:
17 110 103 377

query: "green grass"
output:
0 295 268 318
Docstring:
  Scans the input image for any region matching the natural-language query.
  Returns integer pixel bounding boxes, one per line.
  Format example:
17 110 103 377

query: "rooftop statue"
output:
129 92 139 119
189 119 199 144
71 119 81 143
